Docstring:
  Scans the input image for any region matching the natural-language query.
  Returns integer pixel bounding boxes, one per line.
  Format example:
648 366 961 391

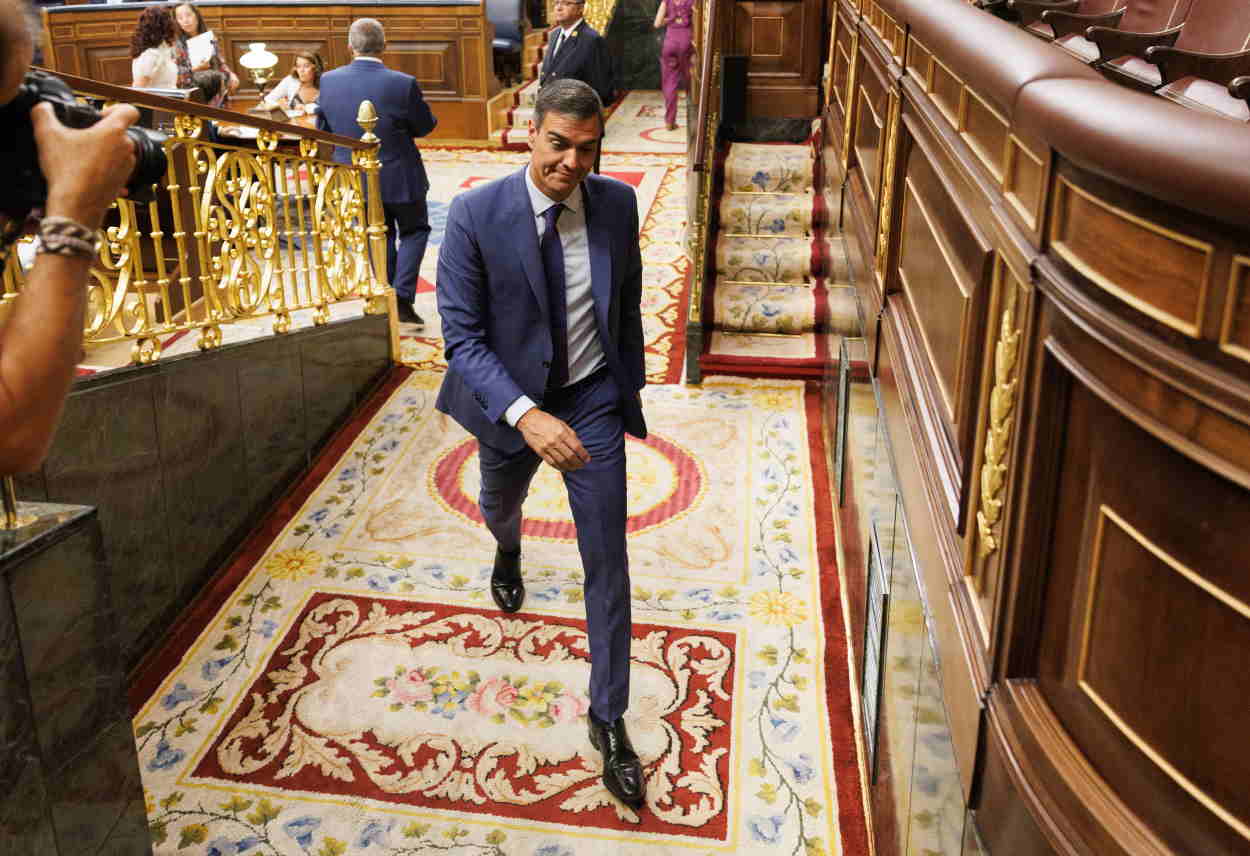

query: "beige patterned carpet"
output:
130 372 868 855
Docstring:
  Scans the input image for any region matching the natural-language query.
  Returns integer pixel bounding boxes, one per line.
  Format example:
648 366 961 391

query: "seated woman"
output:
130 6 178 89
172 1 238 107
260 52 323 113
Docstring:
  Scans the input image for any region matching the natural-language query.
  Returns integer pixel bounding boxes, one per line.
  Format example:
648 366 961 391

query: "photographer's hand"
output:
0 101 140 473
31 101 139 230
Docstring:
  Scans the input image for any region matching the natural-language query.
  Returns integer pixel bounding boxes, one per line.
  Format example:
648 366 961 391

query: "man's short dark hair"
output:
533 78 603 134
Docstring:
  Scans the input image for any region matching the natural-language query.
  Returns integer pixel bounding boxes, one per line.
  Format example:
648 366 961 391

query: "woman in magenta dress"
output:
655 0 695 131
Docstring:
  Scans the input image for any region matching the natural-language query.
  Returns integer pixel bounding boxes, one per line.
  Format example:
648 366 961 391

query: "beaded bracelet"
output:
35 215 99 260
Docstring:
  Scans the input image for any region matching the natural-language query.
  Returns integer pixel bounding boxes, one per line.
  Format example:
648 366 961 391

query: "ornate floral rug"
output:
402 148 690 385
131 370 867 856
599 92 690 155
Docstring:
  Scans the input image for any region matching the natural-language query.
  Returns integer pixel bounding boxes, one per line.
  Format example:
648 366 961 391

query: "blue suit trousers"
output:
476 369 632 722
384 199 430 303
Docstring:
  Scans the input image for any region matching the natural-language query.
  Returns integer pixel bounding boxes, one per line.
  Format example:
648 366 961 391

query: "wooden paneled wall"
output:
726 0 825 116
42 1 499 140
825 0 1250 852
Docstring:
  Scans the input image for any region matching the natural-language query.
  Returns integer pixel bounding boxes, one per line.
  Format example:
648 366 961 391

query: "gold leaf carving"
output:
976 283 1021 559
874 89 902 279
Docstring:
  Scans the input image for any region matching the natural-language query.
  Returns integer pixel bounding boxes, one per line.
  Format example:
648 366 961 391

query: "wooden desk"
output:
42 0 500 139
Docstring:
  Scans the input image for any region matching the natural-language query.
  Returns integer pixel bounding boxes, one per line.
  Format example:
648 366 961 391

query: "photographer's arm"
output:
0 103 137 474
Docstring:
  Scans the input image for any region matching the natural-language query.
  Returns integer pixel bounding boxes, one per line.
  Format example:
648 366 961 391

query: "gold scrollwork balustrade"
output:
0 84 390 367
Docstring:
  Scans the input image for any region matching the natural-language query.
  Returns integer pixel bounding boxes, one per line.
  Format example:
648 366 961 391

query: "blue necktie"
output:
550 30 564 62
541 203 568 390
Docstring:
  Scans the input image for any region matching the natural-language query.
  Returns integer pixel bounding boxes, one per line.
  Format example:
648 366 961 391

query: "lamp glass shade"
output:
239 43 279 71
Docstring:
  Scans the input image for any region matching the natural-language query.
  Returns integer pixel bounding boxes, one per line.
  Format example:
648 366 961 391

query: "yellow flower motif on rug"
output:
262 548 323 581
753 387 796 410
748 590 808 627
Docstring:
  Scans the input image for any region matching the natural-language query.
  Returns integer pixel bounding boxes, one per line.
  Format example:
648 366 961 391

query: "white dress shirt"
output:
504 169 608 427
548 19 583 62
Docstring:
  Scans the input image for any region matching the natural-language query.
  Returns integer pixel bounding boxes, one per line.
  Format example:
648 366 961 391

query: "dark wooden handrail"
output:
42 67 370 150
691 0 722 173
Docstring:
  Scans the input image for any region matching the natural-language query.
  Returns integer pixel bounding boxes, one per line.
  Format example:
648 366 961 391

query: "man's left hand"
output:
517 408 591 472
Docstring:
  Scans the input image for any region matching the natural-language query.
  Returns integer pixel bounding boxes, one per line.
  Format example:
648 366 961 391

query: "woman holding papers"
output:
172 2 238 106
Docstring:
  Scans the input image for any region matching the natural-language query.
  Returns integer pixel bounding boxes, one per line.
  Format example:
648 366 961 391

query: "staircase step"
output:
713 282 817 333
719 192 814 237
724 143 815 194
825 234 851 284
700 331 828 380
709 280 859 335
523 28 548 64
517 79 540 108
716 235 815 283
511 105 536 127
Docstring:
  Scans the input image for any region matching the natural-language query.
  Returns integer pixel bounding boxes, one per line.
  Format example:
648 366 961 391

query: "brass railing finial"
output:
357 100 379 145
1 476 33 530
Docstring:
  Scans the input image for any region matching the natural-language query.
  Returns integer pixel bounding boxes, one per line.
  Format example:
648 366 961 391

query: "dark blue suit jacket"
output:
539 21 614 105
316 59 437 204
435 168 646 454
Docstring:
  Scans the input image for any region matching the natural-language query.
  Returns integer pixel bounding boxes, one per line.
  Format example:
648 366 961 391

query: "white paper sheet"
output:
187 31 216 68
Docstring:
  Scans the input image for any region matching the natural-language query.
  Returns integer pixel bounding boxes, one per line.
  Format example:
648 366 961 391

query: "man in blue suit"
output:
318 18 437 327
434 79 647 809
539 0 614 106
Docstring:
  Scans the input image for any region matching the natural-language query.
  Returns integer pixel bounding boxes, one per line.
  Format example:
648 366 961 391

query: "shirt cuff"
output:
504 395 537 428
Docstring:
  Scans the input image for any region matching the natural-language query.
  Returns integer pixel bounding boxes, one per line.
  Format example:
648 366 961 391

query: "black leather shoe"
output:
396 300 425 328
588 712 645 808
490 547 524 613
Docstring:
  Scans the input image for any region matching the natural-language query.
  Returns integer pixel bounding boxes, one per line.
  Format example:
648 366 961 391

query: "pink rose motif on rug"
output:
376 666 590 727
193 594 736 836
430 434 705 541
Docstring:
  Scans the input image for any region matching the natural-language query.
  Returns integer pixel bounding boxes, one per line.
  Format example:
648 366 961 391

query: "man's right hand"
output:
32 101 140 230
517 408 590 472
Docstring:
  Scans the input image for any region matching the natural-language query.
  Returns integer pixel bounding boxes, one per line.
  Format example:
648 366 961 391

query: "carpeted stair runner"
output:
500 79 540 148
498 31 547 148
701 141 858 379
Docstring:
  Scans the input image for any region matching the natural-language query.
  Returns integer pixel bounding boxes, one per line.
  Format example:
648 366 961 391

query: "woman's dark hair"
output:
173 3 208 39
289 51 324 86
130 6 175 58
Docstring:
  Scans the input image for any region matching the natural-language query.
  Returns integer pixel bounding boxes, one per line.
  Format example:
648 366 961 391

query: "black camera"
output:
0 69 168 219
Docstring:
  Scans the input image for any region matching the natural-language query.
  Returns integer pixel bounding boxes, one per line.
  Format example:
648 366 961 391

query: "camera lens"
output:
123 127 168 204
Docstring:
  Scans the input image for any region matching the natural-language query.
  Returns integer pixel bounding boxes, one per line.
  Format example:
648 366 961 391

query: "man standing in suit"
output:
318 18 437 327
539 0 613 106
434 79 646 810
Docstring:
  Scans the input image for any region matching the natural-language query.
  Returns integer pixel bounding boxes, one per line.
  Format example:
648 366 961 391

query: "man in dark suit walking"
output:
539 0 614 106
318 18 437 327
434 79 646 810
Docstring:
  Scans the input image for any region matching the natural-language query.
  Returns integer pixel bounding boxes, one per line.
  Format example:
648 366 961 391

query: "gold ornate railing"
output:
0 71 391 366
683 0 724 384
